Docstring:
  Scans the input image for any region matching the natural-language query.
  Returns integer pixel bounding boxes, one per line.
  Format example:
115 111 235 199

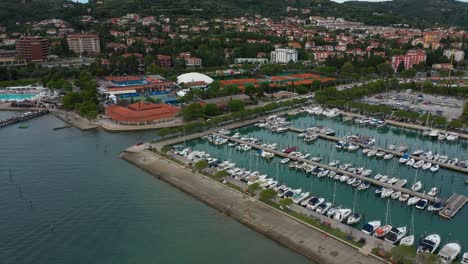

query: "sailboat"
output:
347 188 361 225
374 199 392 238
400 207 415 246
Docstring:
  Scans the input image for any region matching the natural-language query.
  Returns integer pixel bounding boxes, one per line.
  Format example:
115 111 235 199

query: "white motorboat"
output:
362 169 372 176
311 156 322 162
383 153 394 160
391 191 401 200
339 175 349 182
307 197 325 210
407 196 421 206
347 177 357 185
317 170 329 178
348 144 360 151
388 177 399 185
346 212 361 225
399 155 410 164
375 151 386 158
379 175 389 183
384 226 407 244
412 149 425 156
428 187 439 196
361 220 381 235
412 160 425 169
328 160 340 167
461 252 468 264
399 193 410 202
357 181 370 191
422 162 432 170
326 205 341 217
438 243 461 264
334 208 352 222
280 158 290 164
373 173 383 180
400 235 415 246
316 202 332 215
446 133 459 141
406 158 415 166
381 188 394 198
411 181 423 192
362 148 371 154
427 202 445 212
367 149 378 157
374 224 392 238
292 192 310 204
430 164 440 172
415 199 428 210
388 144 396 150
417 234 441 254
276 186 291 198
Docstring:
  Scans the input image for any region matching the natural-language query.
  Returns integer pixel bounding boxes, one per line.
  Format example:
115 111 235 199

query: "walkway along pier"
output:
121 149 386 264
0 110 49 128
214 133 440 203
287 126 468 175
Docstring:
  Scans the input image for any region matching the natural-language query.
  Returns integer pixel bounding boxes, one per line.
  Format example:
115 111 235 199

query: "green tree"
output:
448 119 463 129
278 198 293 208
228 99 245 112
397 61 406 73
182 103 204 121
203 103 220 116
247 182 261 194
194 160 209 171
214 170 228 180
259 189 277 202
390 245 416 264
400 68 416 78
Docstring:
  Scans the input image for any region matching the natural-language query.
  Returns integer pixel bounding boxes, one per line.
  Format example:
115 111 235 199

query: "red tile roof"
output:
105 103 180 123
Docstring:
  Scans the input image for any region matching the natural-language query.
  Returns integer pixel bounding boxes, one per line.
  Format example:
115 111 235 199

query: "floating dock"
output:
0 110 49 128
214 133 440 203
287 127 468 175
439 194 467 219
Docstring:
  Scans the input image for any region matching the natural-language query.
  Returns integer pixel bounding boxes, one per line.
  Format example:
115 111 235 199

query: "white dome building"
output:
177 72 214 85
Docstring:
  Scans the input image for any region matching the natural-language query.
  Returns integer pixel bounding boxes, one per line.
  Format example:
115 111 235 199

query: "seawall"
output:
121 150 387 264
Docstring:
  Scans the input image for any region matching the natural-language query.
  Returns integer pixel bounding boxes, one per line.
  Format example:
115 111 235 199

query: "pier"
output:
0 110 49 128
214 133 440 203
287 126 468 175
439 194 467 219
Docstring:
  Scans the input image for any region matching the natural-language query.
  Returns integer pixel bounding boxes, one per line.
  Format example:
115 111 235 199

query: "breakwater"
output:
0 109 48 128
121 150 386 264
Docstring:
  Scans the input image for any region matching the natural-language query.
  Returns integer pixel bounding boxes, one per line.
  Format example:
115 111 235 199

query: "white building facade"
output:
270 48 298 64
443 49 465 62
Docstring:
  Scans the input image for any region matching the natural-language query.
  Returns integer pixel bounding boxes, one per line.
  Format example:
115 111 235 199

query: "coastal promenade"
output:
121 149 387 264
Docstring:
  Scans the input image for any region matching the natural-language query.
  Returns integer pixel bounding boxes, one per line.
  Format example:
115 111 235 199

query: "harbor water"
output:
0 112 310 264
187 114 468 253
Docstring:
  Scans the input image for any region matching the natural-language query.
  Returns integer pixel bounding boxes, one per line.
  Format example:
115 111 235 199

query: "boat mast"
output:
352 187 358 213
385 198 390 225
332 181 337 205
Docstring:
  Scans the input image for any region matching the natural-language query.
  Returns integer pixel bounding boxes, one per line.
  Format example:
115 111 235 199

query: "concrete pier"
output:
121 150 386 264
287 127 468 175
0 110 49 128
214 133 440 203
439 194 467 219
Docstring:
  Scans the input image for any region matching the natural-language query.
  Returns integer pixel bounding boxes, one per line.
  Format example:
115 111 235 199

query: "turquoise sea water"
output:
0 94 36 100
187 114 468 253
0 112 310 264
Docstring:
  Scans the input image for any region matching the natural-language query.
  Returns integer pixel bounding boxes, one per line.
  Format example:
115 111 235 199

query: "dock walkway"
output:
439 194 467 219
287 127 468 175
0 110 49 128
214 133 439 202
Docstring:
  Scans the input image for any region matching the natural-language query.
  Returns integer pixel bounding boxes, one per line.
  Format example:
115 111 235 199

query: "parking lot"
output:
360 90 465 119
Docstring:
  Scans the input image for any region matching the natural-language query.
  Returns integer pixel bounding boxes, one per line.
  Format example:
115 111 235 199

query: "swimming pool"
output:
0 93 37 101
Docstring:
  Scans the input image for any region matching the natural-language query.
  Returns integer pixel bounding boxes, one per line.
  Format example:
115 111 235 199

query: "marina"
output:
178 112 468 257
0 110 49 128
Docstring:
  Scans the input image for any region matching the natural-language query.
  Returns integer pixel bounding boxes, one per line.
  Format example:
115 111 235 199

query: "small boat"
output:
328 160 340 167
446 133 459 141
388 177 399 185
307 197 325 210
428 187 439 196
352 179 362 187
391 191 401 200
407 196 421 206
427 202 445 212
316 202 332 215
334 208 352 222
280 158 290 164
406 158 415 166
311 156 322 162
347 144 360 151
381 188 394 198
339 175 349 182
375 151 386 158
375 186 383 195
374 224 392 238
461 252 468 264
415 199 428 210
400 235 415 246
417 234 441 254
346 177 357 185
361 220 381 235
373 173 383 180
326 205 341 217
362 169 372 176
362 148 371 154
438 242 461 264
388 144 396 150
292 192 310 204
422 162 432 170
379 175 389 183
367 149 378 157
383 153 394 160
430 164 440 172
399 193 410 202
384 226 407 244
412 160 425 169
411 181 423 192
346 212 361 225
357 181 370 191
276 186 291 198
399 154 410 163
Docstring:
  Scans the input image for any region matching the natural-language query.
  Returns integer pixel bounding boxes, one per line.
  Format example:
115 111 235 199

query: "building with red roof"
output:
105 102 180 125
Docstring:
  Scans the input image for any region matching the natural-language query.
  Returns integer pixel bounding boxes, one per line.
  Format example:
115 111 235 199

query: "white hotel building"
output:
270 48 298 64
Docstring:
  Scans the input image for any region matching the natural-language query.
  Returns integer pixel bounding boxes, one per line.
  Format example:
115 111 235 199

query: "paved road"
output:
122 150 386 264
